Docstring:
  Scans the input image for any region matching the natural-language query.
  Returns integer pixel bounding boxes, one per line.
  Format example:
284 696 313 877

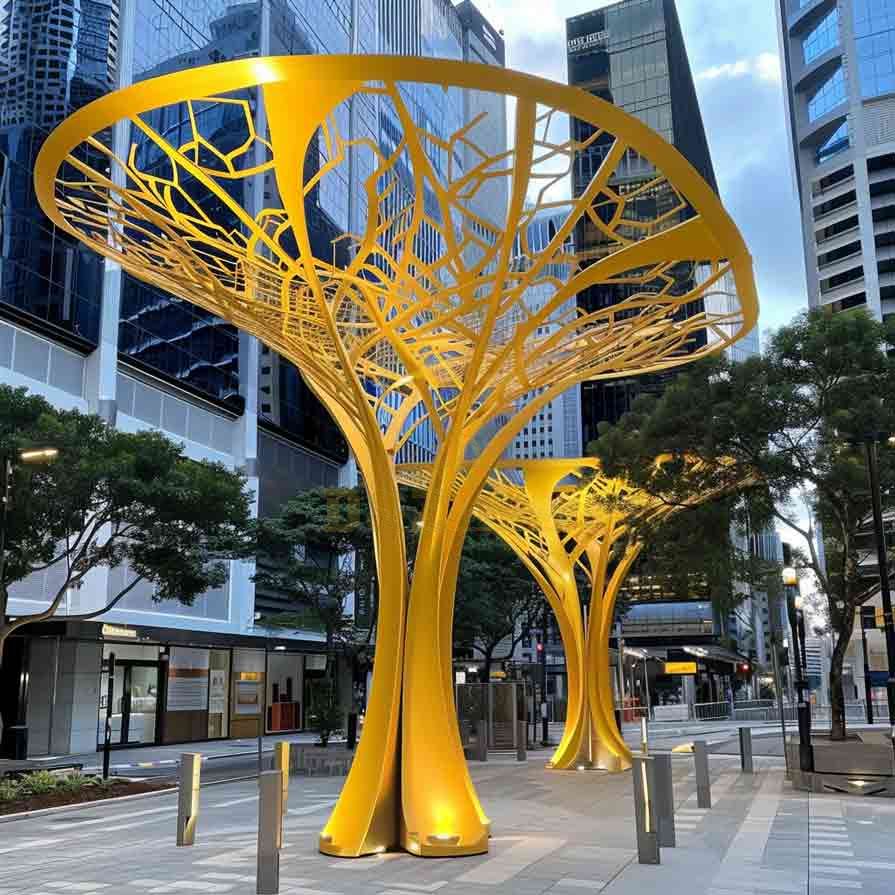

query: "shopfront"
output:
91 627 327 750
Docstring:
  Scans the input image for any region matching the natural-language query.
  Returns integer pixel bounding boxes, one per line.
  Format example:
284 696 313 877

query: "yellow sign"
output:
664 661 697 676
101 624 137 639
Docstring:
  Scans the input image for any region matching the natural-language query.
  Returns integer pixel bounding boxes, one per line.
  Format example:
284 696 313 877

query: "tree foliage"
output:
590 310 895 738
254 487 378 669
452 519 543 679
0 386 255 663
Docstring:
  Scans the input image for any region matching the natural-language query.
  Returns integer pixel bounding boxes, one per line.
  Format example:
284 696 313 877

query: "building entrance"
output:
98 659 161 747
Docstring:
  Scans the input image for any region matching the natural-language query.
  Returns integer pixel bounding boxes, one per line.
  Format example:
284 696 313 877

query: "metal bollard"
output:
631 754 660 865
476 719 488 762
653 753 676 848
274 741 290 815
739 727 754 774
693 740 711 809
516 720 527 762
176 752 201 846
257 770 282 894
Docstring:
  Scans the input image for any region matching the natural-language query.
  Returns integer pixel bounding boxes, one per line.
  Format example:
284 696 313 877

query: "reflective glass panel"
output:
808 67 847 121
803 8 839 64
816 121 850 164
855 0 895 97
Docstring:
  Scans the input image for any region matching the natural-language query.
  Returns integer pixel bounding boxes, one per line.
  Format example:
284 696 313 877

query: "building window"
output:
804 8 839 65
815 121 850 165
855 0 895 98
808 68 847 122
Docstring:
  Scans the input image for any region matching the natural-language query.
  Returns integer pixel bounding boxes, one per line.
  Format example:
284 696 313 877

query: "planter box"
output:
787 731 895 795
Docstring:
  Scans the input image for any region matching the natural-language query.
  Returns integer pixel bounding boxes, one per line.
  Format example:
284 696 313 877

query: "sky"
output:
472 0 808 338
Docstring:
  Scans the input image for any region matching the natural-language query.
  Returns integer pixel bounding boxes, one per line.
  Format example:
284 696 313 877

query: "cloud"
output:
479 0 809 331
697 53 782 85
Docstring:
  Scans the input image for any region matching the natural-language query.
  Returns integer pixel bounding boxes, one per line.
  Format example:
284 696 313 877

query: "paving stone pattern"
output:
2 754 894 894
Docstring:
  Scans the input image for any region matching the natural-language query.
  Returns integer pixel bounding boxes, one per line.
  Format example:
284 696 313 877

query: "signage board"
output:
663 661 698 676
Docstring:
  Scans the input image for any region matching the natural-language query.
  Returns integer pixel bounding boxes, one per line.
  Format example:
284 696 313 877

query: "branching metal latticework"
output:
35 56 757 858
399 458 750 777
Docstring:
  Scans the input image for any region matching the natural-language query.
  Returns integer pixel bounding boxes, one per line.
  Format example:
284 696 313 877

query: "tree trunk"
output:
482 648 494 683
829 623 852 741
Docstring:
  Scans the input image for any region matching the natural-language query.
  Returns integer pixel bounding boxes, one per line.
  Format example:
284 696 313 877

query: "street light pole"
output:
859 608 875 725
864 439 895 736
783 566 813 772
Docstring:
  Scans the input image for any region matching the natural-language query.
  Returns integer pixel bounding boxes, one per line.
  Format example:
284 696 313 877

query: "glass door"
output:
124 664 160 745
97 661 160 747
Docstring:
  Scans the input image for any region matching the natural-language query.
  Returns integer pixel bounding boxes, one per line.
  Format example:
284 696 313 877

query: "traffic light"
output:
536 642 543 653
738 662 751 676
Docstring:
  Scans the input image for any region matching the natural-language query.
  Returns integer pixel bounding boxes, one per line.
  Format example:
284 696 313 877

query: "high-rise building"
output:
563 1 766 708
777 0 895 319
566 0 718 448
0 0 507 758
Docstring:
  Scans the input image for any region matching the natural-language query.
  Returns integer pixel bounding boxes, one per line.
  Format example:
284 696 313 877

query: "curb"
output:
0 783 178 825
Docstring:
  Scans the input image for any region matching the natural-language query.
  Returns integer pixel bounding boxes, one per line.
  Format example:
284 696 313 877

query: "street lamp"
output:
0 445 60 581
782 567 813 772
0 445 59 758
863 436 895 739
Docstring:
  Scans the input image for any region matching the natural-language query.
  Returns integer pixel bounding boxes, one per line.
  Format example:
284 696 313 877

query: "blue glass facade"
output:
855 0 895 98
816 120 850 164
808 67 847 121
803 8 839 64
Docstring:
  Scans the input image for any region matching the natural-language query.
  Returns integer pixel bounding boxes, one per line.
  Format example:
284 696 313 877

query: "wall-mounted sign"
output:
101 624 137 639
567 30 608 54
664 661 698 676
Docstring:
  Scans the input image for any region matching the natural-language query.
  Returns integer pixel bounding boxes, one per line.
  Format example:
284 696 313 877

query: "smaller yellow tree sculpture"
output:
400 457 753 773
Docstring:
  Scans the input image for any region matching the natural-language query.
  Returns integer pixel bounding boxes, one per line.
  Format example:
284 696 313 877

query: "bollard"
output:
176 752 202 846
257 770 282 894
274 741 290 815
739 727 754 774
631 754 660 865
516 720 527 762
693 740 711 809
653 753 676 848
476 719 488 762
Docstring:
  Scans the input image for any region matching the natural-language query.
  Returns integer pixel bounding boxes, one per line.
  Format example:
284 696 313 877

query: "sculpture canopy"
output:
34 55 758 859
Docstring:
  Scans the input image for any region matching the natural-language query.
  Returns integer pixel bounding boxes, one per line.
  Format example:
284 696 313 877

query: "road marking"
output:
287 800 336 816
0 838 62 854
380 883 449 892
208 795 258 809
43 804 177 829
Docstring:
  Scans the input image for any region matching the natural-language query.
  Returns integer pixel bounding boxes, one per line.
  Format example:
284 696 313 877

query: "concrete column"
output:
84 0 137 423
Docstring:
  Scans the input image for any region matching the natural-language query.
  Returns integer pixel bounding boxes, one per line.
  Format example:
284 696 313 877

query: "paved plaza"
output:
3 747 895 895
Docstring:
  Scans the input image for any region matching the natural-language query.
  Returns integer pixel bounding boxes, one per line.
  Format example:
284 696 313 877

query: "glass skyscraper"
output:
566 0 718 448
0 0 509 756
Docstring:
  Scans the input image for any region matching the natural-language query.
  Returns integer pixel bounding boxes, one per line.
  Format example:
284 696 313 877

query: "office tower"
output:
563 1 762 707
566 0 718 448
777 0 895 319
0 0 507 756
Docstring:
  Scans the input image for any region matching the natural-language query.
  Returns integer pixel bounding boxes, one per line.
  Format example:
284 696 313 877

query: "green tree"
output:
254 487 377 677
0 386 255 666
591 310 895 739
453 520 543 680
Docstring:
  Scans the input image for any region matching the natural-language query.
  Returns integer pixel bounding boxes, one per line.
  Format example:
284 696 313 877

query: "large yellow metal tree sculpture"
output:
399 457 753 776
35 56 757 858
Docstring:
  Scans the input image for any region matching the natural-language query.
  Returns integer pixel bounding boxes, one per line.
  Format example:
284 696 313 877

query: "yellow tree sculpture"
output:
35 56 757 857
399 458 754 775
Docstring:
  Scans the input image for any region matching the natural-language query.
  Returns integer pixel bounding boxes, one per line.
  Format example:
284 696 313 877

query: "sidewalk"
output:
4 748 892 894
26 730 335 775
